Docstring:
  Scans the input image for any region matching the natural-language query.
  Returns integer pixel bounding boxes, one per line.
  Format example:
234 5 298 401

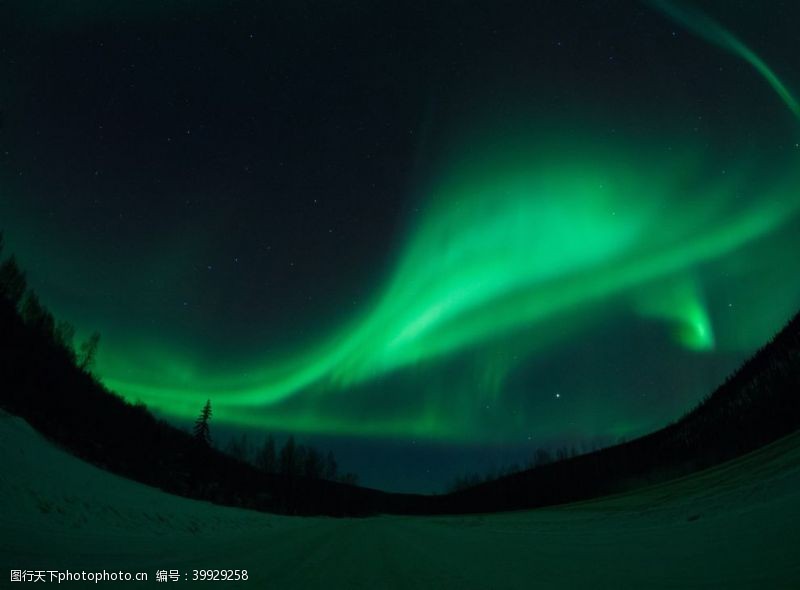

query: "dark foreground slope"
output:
0 297 397 516
427 312 800 513
2 406 799 588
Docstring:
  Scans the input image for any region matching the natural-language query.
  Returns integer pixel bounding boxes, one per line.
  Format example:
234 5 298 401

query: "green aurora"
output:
2 1 800 455
94 2 800 439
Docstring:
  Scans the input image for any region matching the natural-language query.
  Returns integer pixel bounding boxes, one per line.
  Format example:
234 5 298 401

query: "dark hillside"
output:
0 295 406 516
432 312 800 513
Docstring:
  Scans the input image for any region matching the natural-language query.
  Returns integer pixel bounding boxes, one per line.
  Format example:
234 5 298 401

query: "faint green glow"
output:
649 0 800 118
81 3 800 440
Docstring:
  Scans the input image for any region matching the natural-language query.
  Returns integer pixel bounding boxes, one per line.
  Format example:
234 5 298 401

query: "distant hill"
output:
424 310 800 514
1 257 799 515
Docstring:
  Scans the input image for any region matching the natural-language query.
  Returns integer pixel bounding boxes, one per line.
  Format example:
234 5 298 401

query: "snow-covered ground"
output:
2 408 799 588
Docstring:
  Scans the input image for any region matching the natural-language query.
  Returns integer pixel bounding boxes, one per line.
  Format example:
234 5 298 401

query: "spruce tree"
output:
193 400 213 447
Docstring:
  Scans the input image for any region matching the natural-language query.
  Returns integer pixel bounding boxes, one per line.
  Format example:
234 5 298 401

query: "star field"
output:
1 0 799 491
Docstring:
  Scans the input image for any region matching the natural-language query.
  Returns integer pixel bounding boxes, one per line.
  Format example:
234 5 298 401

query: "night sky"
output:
1 0 799 492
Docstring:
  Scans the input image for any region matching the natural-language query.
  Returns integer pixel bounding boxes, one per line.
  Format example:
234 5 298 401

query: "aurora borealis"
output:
1 1 799 491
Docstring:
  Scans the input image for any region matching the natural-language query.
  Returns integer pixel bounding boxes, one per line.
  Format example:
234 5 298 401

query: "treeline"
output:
0 236 376 516
198 403 359 485
431 309 800 513
232 433 359 485
446 444 595 493
0 235 101 373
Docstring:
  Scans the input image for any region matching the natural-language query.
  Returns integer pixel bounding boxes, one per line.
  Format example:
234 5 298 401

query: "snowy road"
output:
2 410 799 588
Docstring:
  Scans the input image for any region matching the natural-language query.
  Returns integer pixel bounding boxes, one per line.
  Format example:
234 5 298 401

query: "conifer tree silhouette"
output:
193 400 213 447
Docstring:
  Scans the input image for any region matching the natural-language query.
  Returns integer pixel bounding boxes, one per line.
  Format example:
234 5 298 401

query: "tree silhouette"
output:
532 448 553 467
324 450 338 481
256 434 277 473
0 255 27 308
21 291 55 340
302 447 324 479
294 444 308 476
279 435 297 476
339 472 359 486
78 332 101 372
193 400 213 447
225 433 251 462
54 320 76 360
